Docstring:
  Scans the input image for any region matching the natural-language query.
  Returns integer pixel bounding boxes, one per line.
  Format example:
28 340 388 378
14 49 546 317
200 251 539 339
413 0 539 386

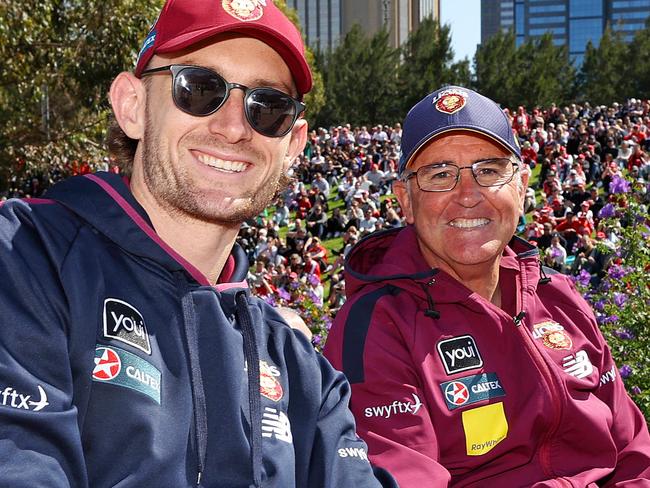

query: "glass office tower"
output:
481 0 650 66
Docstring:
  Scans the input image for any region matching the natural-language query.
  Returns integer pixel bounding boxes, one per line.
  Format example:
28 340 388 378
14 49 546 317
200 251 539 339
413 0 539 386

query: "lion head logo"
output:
222 0 267 21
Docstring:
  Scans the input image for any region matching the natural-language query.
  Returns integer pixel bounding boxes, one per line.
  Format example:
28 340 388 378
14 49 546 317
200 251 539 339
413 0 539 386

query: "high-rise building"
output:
287 0 440 51
481 0 650 66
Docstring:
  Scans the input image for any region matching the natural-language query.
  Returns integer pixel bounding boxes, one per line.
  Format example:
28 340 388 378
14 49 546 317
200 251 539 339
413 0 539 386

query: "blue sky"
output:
440 0 481 63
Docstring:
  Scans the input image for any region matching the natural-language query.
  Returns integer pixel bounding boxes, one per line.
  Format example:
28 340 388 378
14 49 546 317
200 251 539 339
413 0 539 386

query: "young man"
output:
324 86 650 486
0 1 396 487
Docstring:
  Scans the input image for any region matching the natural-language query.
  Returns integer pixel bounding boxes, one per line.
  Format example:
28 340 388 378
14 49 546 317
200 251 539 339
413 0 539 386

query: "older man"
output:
324 86 650 486
0 1 397 486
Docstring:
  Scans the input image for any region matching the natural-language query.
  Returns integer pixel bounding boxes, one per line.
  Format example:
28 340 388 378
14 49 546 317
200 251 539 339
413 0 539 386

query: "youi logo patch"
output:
103 298 151 354
437 335 483 375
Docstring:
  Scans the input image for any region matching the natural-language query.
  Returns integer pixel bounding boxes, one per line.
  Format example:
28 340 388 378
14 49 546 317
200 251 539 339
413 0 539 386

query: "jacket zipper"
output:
512 311 564 479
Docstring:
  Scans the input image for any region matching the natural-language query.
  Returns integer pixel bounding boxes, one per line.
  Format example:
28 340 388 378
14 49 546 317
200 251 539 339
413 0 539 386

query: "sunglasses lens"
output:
173 67 227 116
246 89 298 137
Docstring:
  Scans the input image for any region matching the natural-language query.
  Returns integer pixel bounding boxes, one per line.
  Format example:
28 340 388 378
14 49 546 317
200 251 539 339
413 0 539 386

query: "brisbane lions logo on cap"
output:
223 0 267 21
433 88 468 115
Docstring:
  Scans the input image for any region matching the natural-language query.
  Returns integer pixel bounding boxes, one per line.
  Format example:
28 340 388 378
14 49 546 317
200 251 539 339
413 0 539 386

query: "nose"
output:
453 167 483 207
206 87 253 143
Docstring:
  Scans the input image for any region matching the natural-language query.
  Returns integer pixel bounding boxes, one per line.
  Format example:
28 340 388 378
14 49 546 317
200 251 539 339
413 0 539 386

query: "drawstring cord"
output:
175 274 208 486
538 262 552 285
418 279 441 319
235 291 263 488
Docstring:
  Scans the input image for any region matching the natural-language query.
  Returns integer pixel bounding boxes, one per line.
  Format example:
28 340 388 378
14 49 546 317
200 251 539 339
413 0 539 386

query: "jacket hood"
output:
44 172 248 287
345 225 542 304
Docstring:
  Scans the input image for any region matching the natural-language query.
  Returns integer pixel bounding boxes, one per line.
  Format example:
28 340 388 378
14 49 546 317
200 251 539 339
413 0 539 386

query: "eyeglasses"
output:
140 64 305 138
402 157 519 192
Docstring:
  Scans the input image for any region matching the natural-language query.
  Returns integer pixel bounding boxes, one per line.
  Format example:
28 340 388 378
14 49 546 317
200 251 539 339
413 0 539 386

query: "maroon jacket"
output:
324 225 650 487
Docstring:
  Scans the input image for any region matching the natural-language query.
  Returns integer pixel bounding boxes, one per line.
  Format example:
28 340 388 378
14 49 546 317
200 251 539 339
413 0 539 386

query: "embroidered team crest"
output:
533 321 573 351
222 0 266 21
433 88 468 114
259 361 283 402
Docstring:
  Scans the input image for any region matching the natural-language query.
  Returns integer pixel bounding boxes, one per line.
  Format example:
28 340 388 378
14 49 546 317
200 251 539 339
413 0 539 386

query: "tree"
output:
398 18 471 115
0 0 163 190
473 29 519 107
515 33 576 108
578 26 631 105
315 24 400 127
628 18 650 99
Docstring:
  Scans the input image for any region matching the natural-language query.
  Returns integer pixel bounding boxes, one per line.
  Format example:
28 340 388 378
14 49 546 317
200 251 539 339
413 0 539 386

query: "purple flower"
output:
613 292 628 308
609 175 631 194
312 334 322 346
577 269 591 287
598 203 616 219
632 386 642 395
307 274 320 286
307 290 322 305
277 288 291 301
594 300 606 311
323 316 333 330
608 265 628 280
620 364 633 379
263 295 276 306
289 281 300 290
603 314 619 324
614 328 635 340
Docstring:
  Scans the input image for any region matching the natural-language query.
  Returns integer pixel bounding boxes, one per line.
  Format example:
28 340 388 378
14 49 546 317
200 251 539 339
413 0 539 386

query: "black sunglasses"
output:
140 64 305 138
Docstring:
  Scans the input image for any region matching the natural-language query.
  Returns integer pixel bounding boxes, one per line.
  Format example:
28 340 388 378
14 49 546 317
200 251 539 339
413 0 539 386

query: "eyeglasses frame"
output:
401 157 520 192
140 64 306 138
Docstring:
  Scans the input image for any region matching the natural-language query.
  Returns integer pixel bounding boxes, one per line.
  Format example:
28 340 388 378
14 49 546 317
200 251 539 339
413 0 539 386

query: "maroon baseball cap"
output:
134 0 312 95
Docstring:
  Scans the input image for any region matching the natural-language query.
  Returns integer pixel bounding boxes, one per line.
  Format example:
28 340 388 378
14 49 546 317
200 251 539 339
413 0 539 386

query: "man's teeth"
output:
197 154 247 173
449 218 490 229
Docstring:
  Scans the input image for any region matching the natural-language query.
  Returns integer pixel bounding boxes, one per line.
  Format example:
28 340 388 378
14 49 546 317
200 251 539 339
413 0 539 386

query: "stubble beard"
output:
140 115 290 225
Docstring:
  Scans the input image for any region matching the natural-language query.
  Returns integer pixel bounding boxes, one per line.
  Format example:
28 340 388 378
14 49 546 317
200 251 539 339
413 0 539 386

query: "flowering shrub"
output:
573 175 650 420
263 275 333 352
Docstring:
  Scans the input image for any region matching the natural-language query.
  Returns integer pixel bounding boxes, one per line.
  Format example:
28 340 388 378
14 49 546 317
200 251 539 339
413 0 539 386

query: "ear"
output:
283 118 308 173
393 179 415 224
518 166 530 212
109 72 147 140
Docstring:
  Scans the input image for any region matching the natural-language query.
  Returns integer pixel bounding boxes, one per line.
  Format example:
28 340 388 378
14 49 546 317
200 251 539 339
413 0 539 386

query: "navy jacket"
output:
0 172 396 488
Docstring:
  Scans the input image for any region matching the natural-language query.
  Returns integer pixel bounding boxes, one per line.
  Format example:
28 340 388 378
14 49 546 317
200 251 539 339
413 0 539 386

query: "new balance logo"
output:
262 407 292 444
338 447 369 461
364 393 423 418
562 350 594 379
600 365 617 386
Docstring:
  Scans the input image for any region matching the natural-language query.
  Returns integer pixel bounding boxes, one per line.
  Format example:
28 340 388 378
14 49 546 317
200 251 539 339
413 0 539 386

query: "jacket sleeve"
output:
0 206 87 487
324 292 452 487
302 351 398 487
565 279 650 485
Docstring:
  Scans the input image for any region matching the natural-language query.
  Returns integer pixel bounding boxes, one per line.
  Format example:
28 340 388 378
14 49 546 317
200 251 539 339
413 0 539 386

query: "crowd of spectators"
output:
2 99 649 318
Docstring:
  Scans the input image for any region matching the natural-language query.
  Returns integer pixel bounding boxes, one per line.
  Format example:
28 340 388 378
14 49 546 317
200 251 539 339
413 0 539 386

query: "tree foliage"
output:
0 0 163 189
398 18 471 115
578 27 631 105
474 30 575 108
315 24 400 127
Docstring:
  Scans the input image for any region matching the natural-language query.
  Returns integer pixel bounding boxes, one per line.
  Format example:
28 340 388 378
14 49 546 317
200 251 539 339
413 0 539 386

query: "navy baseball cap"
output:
398 86 521 175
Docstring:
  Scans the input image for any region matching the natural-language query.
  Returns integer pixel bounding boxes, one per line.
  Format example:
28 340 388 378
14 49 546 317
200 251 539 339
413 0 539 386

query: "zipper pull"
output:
197 471 202 485
513 311 526 327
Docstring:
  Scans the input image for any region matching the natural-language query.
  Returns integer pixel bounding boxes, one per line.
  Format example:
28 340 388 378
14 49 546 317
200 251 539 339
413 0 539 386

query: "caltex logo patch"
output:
440 373 506 411
93 347 122 381
444 381 470 407
433 88 468 114
222 0 266 21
